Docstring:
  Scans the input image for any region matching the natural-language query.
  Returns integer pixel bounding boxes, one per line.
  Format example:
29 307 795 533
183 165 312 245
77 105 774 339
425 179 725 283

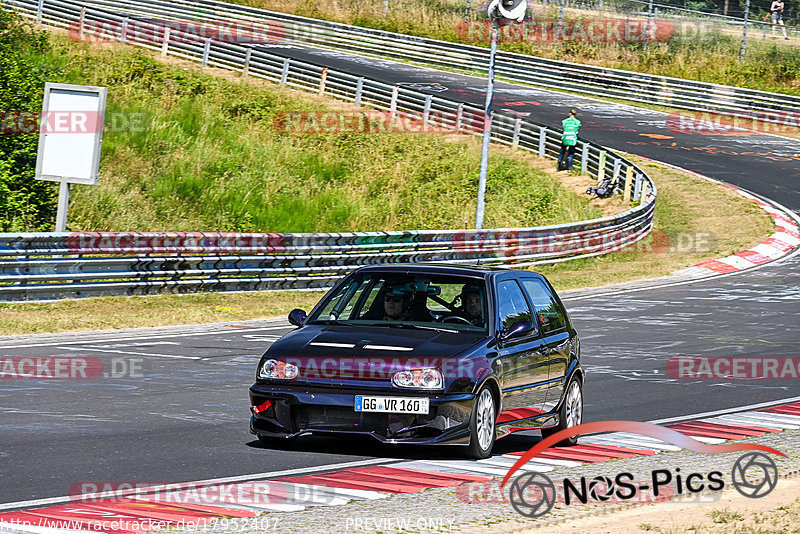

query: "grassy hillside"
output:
227 0 800 96
24 32 604 232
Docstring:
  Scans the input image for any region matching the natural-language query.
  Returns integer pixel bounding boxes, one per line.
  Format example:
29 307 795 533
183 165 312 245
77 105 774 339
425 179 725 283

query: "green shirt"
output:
561 117 581 146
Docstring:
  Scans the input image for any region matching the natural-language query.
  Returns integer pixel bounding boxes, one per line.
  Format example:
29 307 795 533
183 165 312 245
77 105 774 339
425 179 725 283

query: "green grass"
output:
226 0 800 96
25 34 601 232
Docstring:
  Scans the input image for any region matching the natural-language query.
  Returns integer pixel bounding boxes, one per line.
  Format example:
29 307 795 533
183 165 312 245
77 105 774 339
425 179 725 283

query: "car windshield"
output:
307 272 489 334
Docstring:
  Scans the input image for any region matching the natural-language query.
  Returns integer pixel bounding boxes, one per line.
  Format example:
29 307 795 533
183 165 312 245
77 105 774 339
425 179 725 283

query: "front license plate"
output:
354 396 429 414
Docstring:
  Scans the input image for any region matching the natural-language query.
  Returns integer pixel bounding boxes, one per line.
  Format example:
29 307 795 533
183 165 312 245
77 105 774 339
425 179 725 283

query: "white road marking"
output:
1 325 292 350
56 346 201 360
648 395 800 424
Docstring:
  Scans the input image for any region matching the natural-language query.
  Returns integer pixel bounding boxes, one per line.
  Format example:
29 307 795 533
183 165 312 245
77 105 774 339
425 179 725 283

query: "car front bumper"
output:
249 383 476 445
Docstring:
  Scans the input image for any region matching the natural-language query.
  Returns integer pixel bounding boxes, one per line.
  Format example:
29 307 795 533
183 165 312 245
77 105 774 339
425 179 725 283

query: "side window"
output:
497 280 533 330
521 279 567 334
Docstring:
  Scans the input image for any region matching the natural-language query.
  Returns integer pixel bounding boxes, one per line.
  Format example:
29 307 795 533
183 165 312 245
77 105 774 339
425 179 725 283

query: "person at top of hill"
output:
557 109 581 172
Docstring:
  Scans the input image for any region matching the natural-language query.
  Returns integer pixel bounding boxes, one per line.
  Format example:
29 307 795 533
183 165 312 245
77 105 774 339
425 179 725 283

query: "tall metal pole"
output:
475 20 498 231
55 180 70 232
739 0 750 61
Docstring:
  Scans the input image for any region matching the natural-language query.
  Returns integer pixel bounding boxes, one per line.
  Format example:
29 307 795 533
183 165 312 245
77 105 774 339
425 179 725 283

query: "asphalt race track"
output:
1 38 799 507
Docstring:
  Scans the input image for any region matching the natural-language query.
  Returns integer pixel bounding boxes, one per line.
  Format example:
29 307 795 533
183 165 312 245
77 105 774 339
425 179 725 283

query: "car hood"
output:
264 324 486 380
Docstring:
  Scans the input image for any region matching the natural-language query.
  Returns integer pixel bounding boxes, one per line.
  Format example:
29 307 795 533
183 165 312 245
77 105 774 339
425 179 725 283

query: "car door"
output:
494 279 549 421
520 277 571 411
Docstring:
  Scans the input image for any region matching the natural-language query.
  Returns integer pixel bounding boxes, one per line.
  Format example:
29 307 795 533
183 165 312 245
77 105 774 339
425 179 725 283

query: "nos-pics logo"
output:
501 420 783 518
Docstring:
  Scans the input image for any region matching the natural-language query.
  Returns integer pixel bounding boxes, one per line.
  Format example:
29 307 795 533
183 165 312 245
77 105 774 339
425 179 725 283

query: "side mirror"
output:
288 308 307 327
498 320 535 342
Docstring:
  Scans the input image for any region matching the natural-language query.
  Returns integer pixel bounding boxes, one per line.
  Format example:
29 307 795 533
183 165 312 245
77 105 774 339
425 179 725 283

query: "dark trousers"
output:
558 144 576 170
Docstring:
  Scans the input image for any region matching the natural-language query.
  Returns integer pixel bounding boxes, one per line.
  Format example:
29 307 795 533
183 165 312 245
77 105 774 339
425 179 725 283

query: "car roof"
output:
355 263 540 279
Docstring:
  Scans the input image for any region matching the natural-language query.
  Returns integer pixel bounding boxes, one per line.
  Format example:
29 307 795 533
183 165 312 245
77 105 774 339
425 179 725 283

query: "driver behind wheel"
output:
451 284 485 327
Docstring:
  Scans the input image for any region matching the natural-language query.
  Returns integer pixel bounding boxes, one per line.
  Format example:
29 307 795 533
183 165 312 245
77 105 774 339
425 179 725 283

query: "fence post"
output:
456 103 464 132
390 86 399 118
423 95 432 128
633 173 643 202
36 0 44 23
581 142 589 175
243 48 252 77
281 58 290 86
464 0 472 21
202 38 211 66
597 151 607 182
623 166 634 202
512 118 522 148
354 77 363 107
120 18 129 43
612 159 621 187
79 6 86 38
740 0 750 61
538 126 546 157
161 26 170 56
319 67 327 95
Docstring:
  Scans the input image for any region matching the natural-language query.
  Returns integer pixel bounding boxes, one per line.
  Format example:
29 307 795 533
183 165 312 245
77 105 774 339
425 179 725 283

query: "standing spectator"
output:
771 0 789 39
557 109 581 172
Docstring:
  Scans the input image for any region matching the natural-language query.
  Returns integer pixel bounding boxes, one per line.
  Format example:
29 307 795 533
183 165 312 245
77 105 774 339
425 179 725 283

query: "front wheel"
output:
465 386 496 459
542 378 583 446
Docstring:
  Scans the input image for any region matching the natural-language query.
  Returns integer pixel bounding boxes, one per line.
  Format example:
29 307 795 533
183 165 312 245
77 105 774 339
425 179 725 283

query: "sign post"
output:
35 82 107 232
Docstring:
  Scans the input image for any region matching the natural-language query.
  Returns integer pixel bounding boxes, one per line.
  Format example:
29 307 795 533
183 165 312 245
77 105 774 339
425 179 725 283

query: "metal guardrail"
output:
0 0 656 300
21 0 799 124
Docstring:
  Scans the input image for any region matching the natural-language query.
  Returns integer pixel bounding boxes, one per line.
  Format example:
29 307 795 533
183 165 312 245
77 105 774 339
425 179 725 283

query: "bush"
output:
0 9 57 231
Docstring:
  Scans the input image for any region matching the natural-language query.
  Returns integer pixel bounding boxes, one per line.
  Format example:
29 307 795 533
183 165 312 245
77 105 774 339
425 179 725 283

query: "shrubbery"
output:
0 9 56 231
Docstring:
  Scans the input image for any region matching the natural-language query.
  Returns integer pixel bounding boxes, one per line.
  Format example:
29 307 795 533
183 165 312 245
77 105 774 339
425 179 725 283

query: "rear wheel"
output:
542 378 583 446
465 386 496 459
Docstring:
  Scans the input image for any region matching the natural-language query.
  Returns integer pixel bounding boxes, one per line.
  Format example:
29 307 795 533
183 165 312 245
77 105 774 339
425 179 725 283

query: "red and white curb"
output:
2 402 799 533
675 184 800 277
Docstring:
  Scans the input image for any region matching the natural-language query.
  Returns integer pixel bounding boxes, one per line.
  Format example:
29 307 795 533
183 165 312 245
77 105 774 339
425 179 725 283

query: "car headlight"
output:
392 368 443 389
258 359 299 380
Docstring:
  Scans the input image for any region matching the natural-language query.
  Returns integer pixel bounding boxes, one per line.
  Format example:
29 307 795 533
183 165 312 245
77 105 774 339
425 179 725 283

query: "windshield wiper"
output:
376 322 459 334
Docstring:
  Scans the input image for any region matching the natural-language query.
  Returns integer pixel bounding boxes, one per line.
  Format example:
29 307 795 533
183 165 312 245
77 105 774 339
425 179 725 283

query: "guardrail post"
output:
202 38 211 66
120 18 129 43
319 67 327 95
390 86 399 118
281 58 290 86
161 27 170 56
354 77 364 107
597 151 607 182
612 159 621 189
243 48 252 77
79 6 86 38
423 95 432 127
538 127 546 157
36 0 44 23
640 183 649 205
512 118 522 148
581 142 589 175
623 166 634 202
456 103 464 132
633 173 643 202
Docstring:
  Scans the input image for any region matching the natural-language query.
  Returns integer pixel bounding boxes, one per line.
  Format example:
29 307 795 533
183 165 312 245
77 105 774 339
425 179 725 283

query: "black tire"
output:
541 377 583 446
464 386 497 459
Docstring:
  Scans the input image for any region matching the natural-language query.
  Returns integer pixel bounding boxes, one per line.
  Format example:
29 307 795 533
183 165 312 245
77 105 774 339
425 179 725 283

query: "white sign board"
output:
35 83 107 186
